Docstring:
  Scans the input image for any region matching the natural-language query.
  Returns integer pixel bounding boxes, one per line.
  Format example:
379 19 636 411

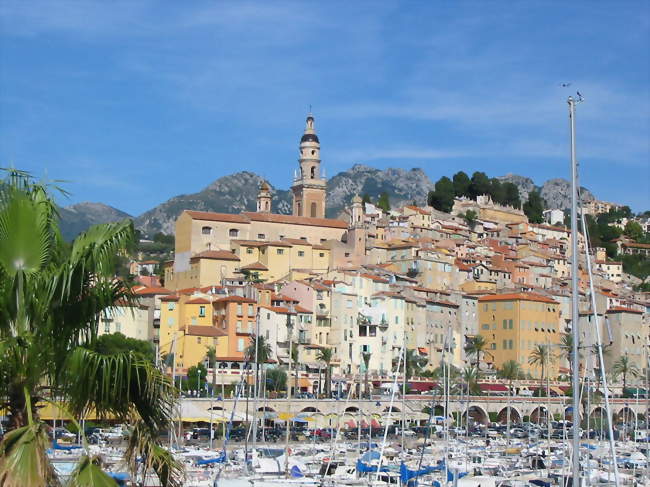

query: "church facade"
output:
166 114 358 290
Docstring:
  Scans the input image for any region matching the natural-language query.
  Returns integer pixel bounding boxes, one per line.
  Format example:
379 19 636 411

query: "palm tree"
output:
498 360 521 444
316 347 334 397
362 351 372 399
206 346 218 395
528 344 554 394
612 354 639 392
245 334 273 399
0 169 181 486
460 366 481 396
559 333 582 378
397 349 427 380
465 335 487 370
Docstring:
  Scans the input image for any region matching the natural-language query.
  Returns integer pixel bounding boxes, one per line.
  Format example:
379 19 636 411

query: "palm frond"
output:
0 423 57 487
64 348 175 431
67 455 116 487
125 421 184 487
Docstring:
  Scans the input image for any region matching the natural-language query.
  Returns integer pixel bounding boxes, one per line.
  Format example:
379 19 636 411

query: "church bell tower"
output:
291 113 326 218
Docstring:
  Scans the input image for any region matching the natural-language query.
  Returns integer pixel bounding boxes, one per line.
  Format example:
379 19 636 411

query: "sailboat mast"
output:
568 96 581 484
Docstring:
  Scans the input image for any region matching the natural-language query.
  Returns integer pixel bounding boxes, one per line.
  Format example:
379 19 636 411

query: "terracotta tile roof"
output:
622 242 650 249
359 273 390 283
281 238 313 246
240 261 268 271
530 223 569 233
160 295 180 302
372 291 405 299
214 295 256 304
242 212 348 229
595 260 622 265
133 286 172 295
185 325 227 337
607 307 643 314
231 240 266 247
260 240 292 248
138 260 158 265
312 244 329 250
186 297 211 304
404 205 430 215
478 292 558 304
427 299 459 308
191 250 240 261
271 293 300 302
185 210 250 223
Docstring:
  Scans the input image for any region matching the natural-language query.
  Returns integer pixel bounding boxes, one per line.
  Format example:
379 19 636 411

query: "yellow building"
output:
478 292 561 379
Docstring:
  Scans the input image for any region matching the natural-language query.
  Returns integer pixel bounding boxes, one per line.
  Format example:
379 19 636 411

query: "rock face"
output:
325 164 433 218
499 173 594 210
498 174 536 203
540 178 595 210
58 166 600 239
134 172 292 235
58 202 132 241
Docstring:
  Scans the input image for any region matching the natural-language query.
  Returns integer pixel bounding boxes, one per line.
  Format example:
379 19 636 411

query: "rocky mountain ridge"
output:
59 167 601 238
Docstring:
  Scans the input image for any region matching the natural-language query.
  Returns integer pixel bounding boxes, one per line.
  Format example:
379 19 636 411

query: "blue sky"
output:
1 1 648 215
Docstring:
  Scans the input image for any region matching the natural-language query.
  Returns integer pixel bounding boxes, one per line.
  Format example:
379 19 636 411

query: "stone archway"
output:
383 406 401 413
496 406 522 424
345 406 360 413
463 405 489 425
530 406 549 424
616 407 636 424
590 406 610 425
301 406 321 413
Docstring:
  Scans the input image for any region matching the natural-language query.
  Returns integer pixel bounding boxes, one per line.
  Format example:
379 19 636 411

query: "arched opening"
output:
590 407 610 428
433 405 446 417
564 406 580 422
617 407 636 424
310 202 317 218
202 226 212 235
265 201 269 210
462 406 489 426
530 407 549 424
345 406 360 413
383 406 400 413
301 407 321 413
229 228 239 237
496 406 522 424
310 166 316 178
297 202 302 216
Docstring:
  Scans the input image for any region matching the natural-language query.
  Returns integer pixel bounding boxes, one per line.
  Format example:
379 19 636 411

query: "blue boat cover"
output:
290 465 303 478
196 451 226 465
52 440 82 451
356 459 389 473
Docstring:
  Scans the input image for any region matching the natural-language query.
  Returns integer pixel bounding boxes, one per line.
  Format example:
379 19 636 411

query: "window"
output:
202 226 212 235
247 304 255 317
482 323 490 330
191 317 197 325
236 320 242 332
503 319 507 330
199 306 206 317
345 252 350 258
246 248 253 254
236 304 243 315
277 249 284 255
298 250 305 257
257 233 265 239
237 339 245 352
197 337 202 344
229 229 239 237
509 319 513 329
104 322 111 333
346 300 352 309
266 313 270 320
168 302 176 311
167 317 174 326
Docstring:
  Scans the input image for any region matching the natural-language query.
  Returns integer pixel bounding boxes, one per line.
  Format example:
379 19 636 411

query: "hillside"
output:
58 166 604 238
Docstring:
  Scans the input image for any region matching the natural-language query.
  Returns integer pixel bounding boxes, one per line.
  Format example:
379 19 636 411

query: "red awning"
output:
409 382 434 392
417 347 428 355
370 418 381 428
360 420 369 428
479 383 508 392
346 420 356 429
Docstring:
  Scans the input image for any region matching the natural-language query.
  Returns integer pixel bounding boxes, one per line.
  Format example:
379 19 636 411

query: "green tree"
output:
395 349 427 380
452 171 471 197
89 332 155 362
528 344 554 391
184 364 207 395
376 192 391 212
488 178 505 204
465 335 487 370
469 171 491 199
558 333 582 379
502 182 521 208
205 346 218 394
427 176 455 212
362 351 372 399
0 169 181 486
460 366 481 395
361 193 372 211
612 354 639 391
462 209 478 229
265 367 287 392
623 221 644 241
523 190 545 223
498 360 521 443
316 347 334 397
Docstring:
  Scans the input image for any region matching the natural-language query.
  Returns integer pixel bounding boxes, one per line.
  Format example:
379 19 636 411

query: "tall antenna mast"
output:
568 95 581 484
